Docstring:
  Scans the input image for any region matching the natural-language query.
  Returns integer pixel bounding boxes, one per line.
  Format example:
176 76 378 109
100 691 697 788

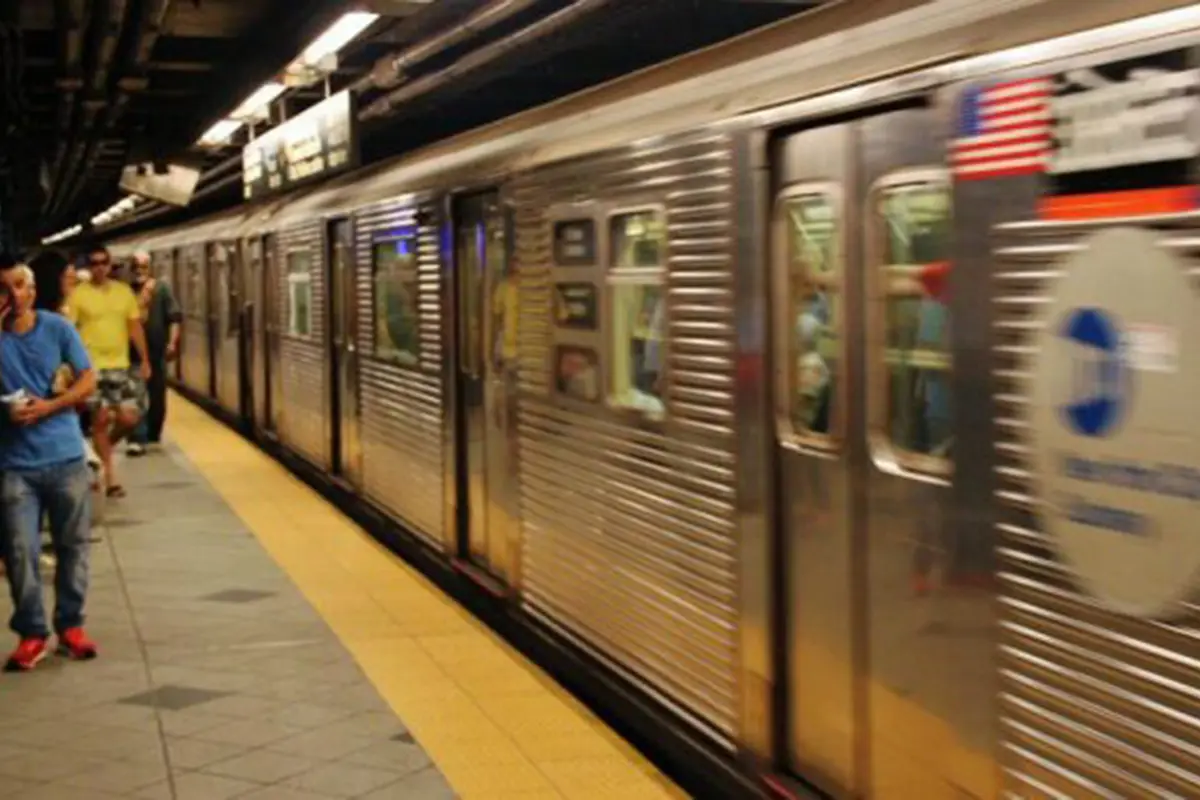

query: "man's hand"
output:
11 397 56 426
139 360 152 381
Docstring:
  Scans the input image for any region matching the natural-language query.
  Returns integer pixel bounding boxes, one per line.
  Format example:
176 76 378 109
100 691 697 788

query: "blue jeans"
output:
0 459 92 638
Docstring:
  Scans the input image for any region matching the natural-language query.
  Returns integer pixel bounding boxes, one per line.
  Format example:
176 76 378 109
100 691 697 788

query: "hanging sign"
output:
243 90 359 200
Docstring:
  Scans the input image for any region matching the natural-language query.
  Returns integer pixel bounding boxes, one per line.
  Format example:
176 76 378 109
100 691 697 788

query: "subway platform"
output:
0 397 683 800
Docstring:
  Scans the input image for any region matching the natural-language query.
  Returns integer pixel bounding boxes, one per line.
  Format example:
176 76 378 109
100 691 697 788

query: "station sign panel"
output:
1030 227 1200 620
242 90 359 201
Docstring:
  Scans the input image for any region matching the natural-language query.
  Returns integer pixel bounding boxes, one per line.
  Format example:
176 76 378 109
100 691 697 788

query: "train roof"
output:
109 0 1198 256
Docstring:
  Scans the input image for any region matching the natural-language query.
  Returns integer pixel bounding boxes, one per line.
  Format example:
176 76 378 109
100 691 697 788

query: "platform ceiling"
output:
2 0 822 248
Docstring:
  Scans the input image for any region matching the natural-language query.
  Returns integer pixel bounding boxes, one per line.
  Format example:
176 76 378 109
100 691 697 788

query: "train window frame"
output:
866 167 953 483
604 205 668 423
772 181 846 453
370 233 422 367
284 248 314 340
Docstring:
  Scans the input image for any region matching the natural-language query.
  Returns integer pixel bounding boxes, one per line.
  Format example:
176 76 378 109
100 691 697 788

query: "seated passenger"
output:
0 264 99 671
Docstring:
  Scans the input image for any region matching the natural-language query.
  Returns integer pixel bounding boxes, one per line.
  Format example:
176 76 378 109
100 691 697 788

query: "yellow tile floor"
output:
169 395 688 800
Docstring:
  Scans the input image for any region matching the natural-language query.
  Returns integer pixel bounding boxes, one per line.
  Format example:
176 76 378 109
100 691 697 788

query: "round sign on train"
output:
1030 226 1200 620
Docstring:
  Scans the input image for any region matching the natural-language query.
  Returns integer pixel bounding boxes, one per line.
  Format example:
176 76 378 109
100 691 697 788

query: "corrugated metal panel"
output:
992 217 1200 799
512 131 739 743
353 201 446 547
277 223 328 468
214 245 241 416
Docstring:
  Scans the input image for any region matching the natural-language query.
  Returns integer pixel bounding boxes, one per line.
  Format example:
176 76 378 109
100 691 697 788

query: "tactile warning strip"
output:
168 395 686 800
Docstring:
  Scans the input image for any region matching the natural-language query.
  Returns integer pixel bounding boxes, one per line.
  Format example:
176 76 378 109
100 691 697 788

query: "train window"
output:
285 250 313 339
781 189 841 441
607 209 666 420
372 237 420 365
874 174 952 470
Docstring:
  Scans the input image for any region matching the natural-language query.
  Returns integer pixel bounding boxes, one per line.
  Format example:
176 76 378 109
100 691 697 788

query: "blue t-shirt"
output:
0 312 92 470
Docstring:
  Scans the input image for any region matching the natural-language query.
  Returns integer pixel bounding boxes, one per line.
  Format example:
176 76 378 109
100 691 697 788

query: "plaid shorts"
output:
88 368 147 415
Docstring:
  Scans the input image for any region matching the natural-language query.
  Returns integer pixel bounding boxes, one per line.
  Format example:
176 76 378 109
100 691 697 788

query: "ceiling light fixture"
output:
198 119 243 147
230 81 287 120
42 224 83 245
300 11 380 66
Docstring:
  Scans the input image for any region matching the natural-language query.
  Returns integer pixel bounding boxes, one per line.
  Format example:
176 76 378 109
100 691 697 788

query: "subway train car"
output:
108 0 1200 797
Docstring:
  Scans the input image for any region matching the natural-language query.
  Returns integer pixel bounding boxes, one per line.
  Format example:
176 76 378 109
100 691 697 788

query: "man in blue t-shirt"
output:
0 263 100 671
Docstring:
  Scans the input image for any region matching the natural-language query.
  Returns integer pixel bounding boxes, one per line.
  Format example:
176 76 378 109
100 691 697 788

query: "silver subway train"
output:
108 1 1200 796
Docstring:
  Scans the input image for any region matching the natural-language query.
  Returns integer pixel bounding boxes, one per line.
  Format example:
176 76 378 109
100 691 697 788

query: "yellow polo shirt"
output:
67 280 140 370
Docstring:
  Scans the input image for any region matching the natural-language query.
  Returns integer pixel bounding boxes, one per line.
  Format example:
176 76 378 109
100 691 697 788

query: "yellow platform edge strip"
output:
167 395 686 800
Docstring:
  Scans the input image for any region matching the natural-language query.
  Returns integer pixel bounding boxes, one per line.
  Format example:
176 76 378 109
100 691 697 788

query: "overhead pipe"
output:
93 0 538 229
101 0 616 234
42 0 90 217
58 0 174 218
51 0 132 215
349 0 544 95
49 0 131 218
361 0 616 120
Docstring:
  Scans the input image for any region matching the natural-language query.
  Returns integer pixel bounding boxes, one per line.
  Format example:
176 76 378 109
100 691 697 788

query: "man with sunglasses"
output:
67 246 150 498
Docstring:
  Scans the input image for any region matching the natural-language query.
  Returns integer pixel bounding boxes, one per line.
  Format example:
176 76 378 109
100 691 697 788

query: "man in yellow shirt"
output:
67 247 150 498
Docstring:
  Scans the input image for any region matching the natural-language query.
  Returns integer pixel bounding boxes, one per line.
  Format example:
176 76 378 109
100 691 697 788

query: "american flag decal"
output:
952 78 1052 180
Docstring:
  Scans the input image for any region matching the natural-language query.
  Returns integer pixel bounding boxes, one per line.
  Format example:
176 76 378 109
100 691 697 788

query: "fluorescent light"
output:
230 81 286 120
42 224 82 245
198 119 243 146
300 11 379 65
91 195 140 227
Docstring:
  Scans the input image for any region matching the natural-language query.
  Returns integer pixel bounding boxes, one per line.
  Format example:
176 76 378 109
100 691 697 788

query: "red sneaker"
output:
5 638 49 672
57 628 97 661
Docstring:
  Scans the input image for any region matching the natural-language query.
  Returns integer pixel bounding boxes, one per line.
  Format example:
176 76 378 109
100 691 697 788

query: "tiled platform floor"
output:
0 437 453 799
0 394 684 799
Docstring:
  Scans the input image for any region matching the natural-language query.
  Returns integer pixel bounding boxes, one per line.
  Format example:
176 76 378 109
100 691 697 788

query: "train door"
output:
262 233 282 434
451 191 518 584
772 103 983 799
325 217 362 485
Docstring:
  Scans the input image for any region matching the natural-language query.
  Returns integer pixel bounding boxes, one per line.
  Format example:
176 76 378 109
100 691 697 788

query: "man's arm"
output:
48 368 96 413
55 320 96 411
11 322 96 425
127 288 150 374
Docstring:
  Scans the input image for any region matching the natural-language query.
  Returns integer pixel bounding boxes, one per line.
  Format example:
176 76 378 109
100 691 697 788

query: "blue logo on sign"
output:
1060 307 1126 438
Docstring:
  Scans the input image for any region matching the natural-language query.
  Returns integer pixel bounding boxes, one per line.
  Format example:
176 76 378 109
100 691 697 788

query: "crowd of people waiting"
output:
0 246 181 672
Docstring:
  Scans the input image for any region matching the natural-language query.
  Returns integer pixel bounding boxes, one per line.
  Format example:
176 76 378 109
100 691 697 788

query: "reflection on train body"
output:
105 3 1200 798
